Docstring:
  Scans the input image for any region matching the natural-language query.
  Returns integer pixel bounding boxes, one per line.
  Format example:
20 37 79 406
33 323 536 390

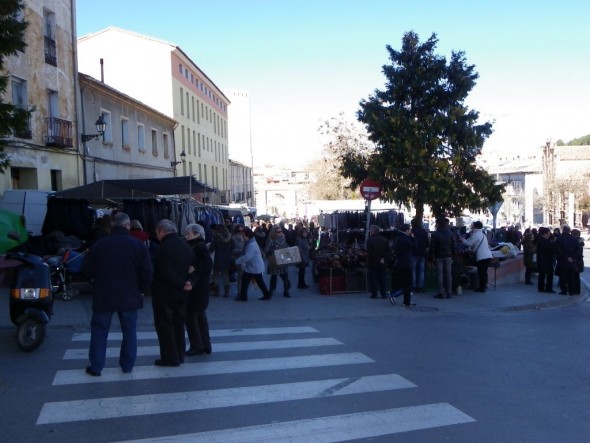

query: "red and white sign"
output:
359 178 382 201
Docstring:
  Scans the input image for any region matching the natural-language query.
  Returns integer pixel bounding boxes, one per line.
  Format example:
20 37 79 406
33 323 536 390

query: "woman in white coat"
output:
461 221 493 292
234 228 272 301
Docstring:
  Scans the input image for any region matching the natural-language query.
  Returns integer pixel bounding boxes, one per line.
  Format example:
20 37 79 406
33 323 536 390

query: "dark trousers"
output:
398 267 413 304
525 267 533 283
152 294 187 364
368 267 387 298
185 308 211 352
559 268 577 295
241 272 271 299
298 266 308 286
538 271 554 292
476 258 491 290
89 310 137 373
269 274 290 295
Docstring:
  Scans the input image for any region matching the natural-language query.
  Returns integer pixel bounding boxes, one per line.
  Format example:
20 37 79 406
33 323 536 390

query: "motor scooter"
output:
6 231 53 351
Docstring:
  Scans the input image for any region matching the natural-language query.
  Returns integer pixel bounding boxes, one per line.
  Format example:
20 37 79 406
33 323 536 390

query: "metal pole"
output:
365 199 372 244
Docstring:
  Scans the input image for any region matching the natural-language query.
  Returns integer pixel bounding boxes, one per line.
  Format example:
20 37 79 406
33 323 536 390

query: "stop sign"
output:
359 178 382 200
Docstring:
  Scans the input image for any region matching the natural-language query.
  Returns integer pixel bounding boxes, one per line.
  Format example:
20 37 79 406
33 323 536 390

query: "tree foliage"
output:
338 31 504 221
0 0 29 172
565 134 590 146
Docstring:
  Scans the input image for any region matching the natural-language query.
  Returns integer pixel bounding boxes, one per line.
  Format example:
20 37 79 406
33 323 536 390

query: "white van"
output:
0 190 53 235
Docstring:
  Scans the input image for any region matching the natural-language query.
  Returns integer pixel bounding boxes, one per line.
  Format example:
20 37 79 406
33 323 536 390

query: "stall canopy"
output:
51 177 216 203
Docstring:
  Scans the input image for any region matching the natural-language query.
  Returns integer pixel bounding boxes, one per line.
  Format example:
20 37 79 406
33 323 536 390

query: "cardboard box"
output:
274 246 301 266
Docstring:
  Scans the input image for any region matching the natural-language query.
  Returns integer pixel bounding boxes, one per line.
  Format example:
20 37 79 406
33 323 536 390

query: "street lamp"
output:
171 150 186 167
81 115 107 142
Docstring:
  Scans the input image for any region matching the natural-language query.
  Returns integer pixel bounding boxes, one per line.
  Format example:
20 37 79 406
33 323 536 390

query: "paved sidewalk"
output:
1 268 587 331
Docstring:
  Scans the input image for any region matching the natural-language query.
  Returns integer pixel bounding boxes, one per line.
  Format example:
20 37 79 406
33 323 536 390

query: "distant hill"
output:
556 134 590 146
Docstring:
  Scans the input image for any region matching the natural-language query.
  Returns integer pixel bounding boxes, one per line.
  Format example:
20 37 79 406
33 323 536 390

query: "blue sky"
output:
77 0 590 166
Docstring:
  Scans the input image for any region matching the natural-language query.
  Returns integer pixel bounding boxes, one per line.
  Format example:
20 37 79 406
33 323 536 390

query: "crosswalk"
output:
36 326 475 440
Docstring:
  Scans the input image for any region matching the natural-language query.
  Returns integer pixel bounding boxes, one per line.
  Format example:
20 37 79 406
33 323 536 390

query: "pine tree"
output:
0 0 29 172
341 31 504 222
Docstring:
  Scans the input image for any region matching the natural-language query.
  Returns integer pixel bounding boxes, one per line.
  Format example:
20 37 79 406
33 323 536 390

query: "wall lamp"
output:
81 115 107 142
171 150 186 167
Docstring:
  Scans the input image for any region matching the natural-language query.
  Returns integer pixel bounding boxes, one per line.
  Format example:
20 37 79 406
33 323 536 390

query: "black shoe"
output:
258 296 272 300
85 366 101 376
204 347 212 354
234 296 247 302
558 292 567 295
297 284 309 289
121 368 132 374
525 282 534 285
283 292 291 298
402 303 416 308
186 348 205 356
154 359 180 367
446 294 452 299
434 294 444 299
370 295 378 299
543 289 556 293
475 288 486 293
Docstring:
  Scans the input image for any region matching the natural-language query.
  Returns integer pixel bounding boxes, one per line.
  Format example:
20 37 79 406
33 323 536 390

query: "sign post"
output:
488 200 503 230
360 179 382 243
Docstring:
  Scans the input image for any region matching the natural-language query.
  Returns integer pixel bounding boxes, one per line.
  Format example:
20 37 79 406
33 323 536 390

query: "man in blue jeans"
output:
82 212 153 376
410 218 429 293
430 218 455 299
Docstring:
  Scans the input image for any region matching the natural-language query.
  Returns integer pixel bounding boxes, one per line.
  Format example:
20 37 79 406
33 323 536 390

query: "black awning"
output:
52 177 216 203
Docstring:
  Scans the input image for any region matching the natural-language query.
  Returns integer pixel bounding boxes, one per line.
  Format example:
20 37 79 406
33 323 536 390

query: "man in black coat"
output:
151 219 194 367
82 212 153 376
536 227 555 293
366 225 390 299
555 225 580 295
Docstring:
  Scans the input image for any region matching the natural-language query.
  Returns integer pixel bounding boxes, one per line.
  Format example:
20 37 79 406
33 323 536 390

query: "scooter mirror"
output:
7 231 21 241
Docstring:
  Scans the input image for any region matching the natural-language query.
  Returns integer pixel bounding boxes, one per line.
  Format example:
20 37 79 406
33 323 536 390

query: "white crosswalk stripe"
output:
112 403 475 443
38 325 476 440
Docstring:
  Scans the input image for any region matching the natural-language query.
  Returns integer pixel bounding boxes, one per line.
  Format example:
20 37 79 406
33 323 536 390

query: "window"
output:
137 124 145 151
193 131 196 157
50 169 62 191
102 111 112 143
151 129 158 156
121 118 129 147
197 132 201 156
43 10 56 66
196 100 200 124
198 163 202 180
186 127 191 155
11 77 27 109
181 125 185 152
179 63 183 74
191 97 195 122
186 92 189 119
163 132 169 157
47 90 58 118
180 88 184 116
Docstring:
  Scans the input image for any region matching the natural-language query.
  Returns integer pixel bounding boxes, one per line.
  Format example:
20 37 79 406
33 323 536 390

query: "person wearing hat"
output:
366 225 390 299
184 223 213 355
264 224 292 298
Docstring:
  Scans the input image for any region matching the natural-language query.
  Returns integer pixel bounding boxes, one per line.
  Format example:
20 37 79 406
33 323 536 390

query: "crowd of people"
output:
80 214 319 375
78 211 585 376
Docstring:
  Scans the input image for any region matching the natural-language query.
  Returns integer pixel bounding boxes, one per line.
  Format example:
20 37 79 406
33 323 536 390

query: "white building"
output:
78 73 177 182
77 27 230 202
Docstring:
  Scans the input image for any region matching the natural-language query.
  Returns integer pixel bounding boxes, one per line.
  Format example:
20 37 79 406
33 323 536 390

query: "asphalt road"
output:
1 299 590 442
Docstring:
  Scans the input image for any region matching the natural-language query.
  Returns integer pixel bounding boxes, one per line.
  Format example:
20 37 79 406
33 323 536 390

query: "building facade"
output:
229 159 253 206
1 0 80 193
78 73 177 182
77 27 230 203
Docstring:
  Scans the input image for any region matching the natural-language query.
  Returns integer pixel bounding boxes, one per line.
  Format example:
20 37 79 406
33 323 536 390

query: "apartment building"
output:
77 27 230 203
78 73 177 183
1 0 80 193
229 159 253 206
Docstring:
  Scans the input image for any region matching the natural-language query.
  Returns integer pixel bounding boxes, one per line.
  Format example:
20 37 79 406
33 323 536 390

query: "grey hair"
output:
156 219 177 234
186 223 205 238
111 212 130 227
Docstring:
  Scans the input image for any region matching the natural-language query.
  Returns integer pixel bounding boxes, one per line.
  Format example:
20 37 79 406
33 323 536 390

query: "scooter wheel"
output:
61 287 79 301
16 318 46 352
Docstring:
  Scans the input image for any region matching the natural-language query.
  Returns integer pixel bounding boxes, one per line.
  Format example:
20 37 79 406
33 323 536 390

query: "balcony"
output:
46 117 73 148
13 116 32 140
44 36 57 66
